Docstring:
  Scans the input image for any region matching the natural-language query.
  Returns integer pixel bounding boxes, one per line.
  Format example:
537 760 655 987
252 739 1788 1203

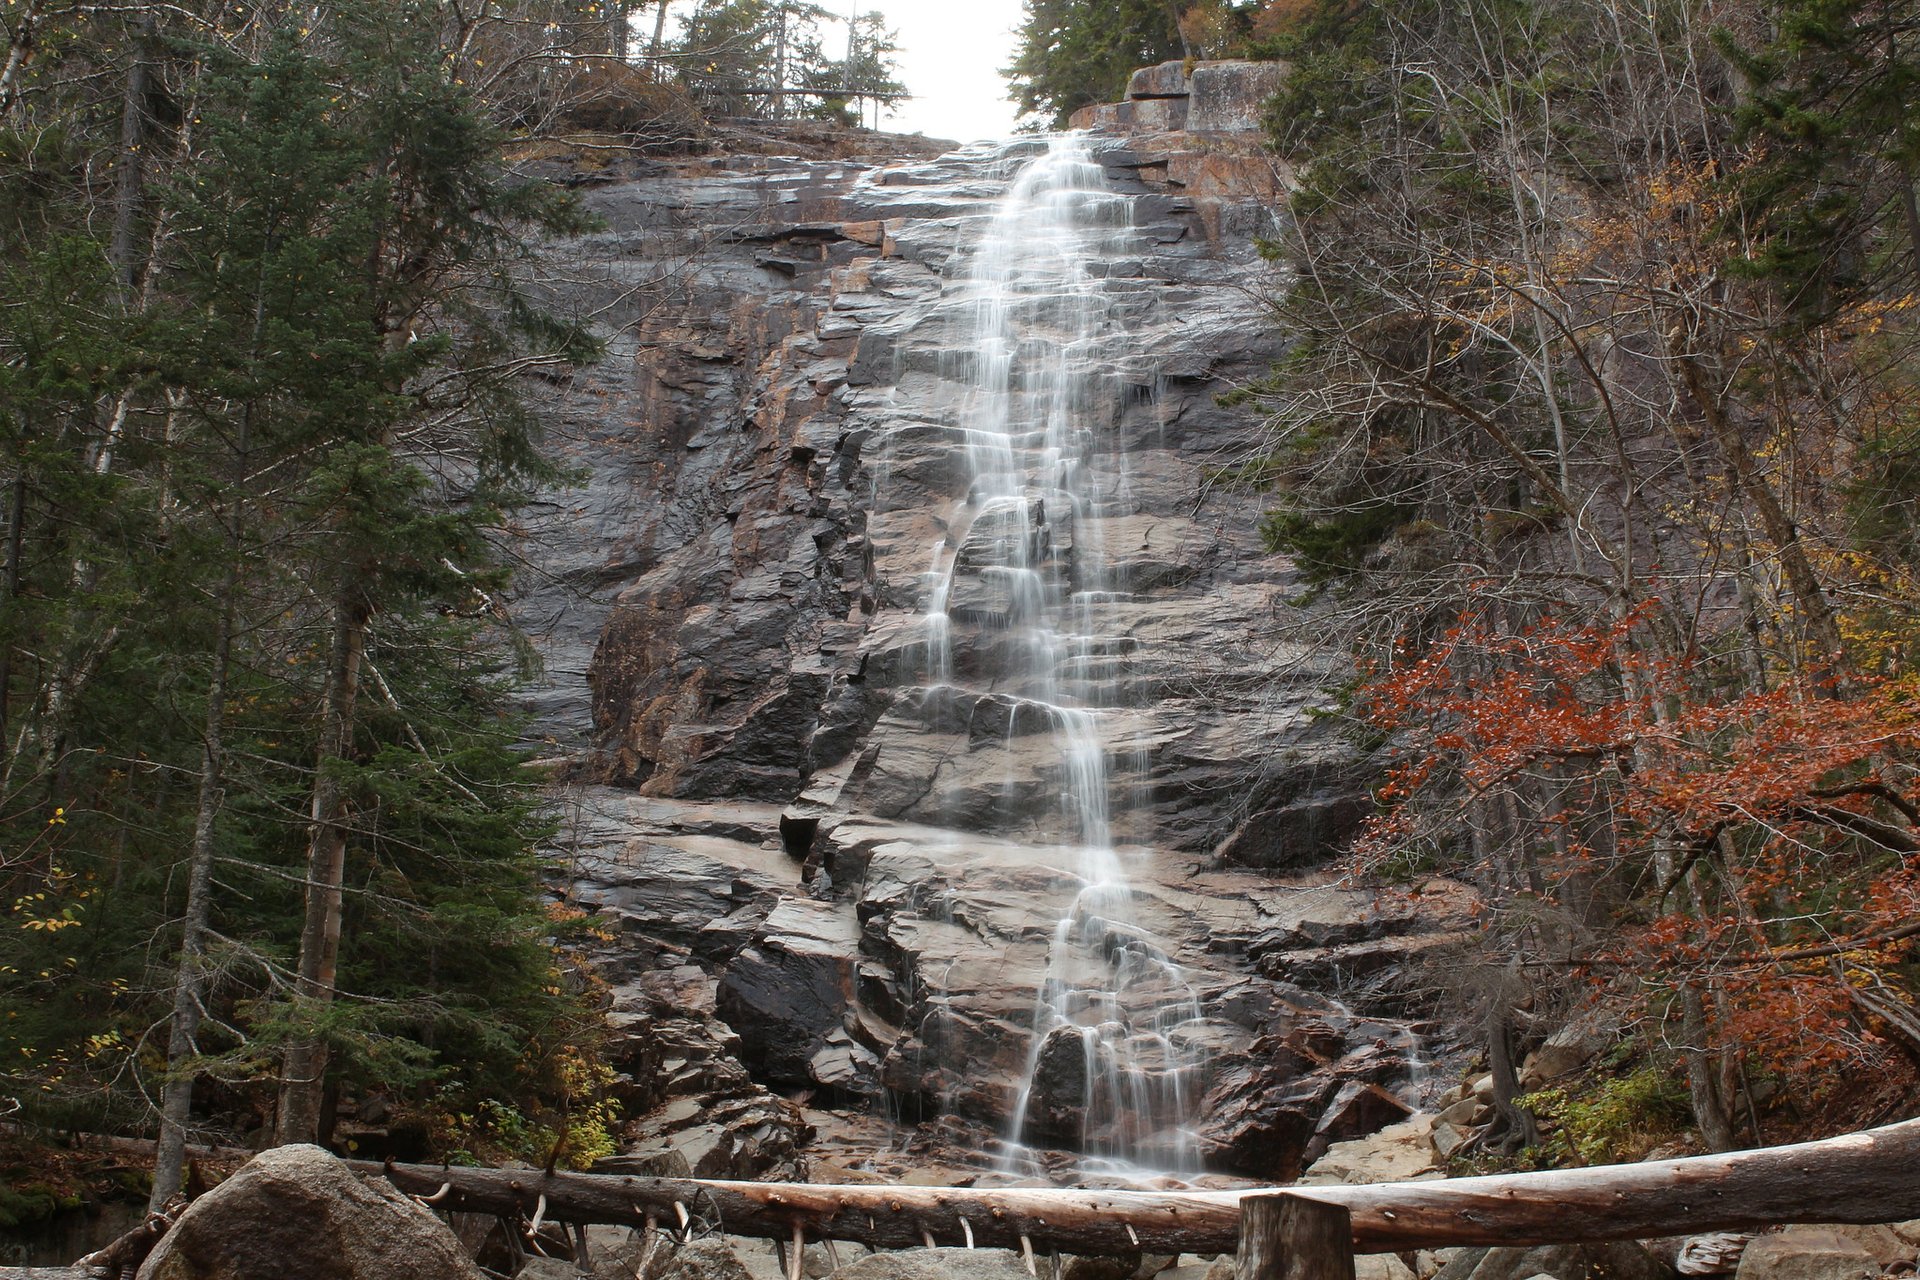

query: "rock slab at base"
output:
646 1239 760 1280
134 1145 485 1280
1299 1114 1441 1186
827 1249 1038 1280
1734 1232 1884 1280
1432 1243 1672 1280
518 1261 590 1280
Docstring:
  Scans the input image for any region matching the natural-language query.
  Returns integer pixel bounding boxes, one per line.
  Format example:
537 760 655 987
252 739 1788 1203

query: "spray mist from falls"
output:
905 136 1209 1173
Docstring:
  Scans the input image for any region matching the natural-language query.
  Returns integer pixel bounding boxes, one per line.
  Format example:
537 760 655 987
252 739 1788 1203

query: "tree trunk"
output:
26 12 163 798
275 592 368 1145
772 7 788 120
0 0 41 116
0 469 24 770
1896 164 1920 284
1238 1196 1355 1280
605 0 630 58
109 10 156 299
151 368 259 1204
1485 980 1540 1152
1885 27 1920 280
1681 984 1738 1153
77 1211 174 1279
648 0 671 61
148 552 238 1208
1669 348 1844 667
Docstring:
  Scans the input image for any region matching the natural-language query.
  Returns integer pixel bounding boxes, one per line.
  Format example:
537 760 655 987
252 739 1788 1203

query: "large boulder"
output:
1194 1061 1333 1181
1519 1008 1622 1090
1127 61 1192 99
135 1145 484 1280
717 897 866 1096
1823 1224 1920 1268
518 1262 590 1280
1059 1255 1176 1280
1017 1025 1094 1147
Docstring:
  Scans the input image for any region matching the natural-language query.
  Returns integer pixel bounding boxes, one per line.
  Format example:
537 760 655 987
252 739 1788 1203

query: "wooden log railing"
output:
352 1115 1920 1264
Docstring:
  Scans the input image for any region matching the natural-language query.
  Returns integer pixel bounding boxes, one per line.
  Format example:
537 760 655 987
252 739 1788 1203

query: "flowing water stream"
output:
901 135 1209 1172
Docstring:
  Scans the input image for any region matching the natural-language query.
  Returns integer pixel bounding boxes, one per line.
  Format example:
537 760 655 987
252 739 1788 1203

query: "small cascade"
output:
922 539 954 685
897 135 1210 1172
1392 1024 1444 1111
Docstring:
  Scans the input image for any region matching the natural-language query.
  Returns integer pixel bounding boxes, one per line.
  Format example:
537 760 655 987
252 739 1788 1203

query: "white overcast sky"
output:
863 0 1028 141
650 0 1028 142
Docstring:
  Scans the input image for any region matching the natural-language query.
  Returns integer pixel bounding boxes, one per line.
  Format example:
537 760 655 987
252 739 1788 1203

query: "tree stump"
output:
1237 1194 1356 1280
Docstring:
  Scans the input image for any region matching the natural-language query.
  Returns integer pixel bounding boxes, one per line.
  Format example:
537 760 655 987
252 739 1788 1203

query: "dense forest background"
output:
7 0 1920 1221
0 0 906 1219
1017 0 1920 1156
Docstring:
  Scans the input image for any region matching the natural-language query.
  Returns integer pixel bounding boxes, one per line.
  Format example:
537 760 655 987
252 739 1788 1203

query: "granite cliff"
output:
510 64 1473 1186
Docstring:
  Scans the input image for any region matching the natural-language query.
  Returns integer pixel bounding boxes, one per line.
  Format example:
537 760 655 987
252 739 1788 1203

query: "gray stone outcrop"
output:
518 1261 591 1280
1070 59 1289 136
1189 62 1290 133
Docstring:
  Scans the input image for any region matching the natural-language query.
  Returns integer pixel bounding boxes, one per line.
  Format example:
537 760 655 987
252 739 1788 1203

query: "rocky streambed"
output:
511 64 1478 1186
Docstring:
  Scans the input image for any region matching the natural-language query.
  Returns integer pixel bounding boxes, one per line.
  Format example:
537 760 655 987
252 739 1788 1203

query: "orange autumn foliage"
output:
1356 608 1920 1073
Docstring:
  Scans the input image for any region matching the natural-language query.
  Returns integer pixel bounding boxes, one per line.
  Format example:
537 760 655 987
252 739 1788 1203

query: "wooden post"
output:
1238 1194 1356 1280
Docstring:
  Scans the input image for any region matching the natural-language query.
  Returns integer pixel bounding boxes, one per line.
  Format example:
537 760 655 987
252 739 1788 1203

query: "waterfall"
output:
536 104 1449 1192
898 135 1209 1173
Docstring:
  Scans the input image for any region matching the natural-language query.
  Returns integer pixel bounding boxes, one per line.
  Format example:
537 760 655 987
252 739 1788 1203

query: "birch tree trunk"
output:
0 0 40 116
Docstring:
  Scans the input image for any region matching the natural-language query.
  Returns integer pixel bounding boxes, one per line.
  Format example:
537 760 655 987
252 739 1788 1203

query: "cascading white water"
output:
905 135 1210 1172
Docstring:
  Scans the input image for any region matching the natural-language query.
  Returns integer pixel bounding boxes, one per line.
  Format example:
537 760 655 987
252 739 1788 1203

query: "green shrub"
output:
1522 1066 1692 1164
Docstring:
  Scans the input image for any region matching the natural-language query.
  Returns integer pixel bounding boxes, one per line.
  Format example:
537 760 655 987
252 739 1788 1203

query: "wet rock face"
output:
520 126 1464 1179
560 792 1469 1180
717 898 874 1100
520 130 1332 853
1020 1026 1096 1147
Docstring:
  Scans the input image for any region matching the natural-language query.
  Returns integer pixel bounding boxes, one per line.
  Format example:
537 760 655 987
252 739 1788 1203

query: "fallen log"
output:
355 1115 1920 1255
0 1124 254 1167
